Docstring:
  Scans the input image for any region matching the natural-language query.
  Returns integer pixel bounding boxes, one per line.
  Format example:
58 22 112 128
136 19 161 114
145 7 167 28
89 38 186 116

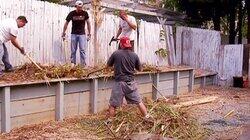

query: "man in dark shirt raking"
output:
62 0 91 67
107 36 150 119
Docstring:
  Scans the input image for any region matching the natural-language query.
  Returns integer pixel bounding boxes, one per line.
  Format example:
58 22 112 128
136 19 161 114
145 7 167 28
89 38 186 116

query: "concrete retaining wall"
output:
0 68 216 132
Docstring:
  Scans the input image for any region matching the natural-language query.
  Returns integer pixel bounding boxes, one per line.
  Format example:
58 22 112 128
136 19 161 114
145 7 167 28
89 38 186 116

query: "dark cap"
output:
17 16 28 23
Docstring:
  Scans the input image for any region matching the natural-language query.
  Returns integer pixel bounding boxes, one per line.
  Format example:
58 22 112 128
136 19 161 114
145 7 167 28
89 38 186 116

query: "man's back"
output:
0 18 18 43
107 49 141 82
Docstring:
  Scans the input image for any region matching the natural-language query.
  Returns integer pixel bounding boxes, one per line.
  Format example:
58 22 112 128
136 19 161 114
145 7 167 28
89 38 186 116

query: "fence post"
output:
201 77 206 87
1 87 11 133
189 69 194 92
55 82 64 121
173 71 180 95
90 78 98 114
152 73 159 100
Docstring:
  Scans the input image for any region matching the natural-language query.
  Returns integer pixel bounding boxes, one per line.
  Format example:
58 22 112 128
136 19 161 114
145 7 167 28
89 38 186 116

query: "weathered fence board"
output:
176 26 221 72
218 45 243 86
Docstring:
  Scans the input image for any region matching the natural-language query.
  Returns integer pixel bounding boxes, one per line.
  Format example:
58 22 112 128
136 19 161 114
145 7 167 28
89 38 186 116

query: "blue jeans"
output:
2 43 13 70
70 34 87 66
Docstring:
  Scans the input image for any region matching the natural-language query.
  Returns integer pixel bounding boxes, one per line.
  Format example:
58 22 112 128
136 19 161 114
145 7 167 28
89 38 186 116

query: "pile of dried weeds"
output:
78 99 208 140
0 63 161 83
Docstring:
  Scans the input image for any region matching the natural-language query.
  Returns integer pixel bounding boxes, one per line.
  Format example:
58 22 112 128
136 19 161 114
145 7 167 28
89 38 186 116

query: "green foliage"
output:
155 48 168 58
162 0 181 11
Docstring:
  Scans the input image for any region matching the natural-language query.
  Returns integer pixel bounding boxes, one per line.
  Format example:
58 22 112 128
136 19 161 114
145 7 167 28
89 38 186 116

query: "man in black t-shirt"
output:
62 0 91 66
106 37 150 119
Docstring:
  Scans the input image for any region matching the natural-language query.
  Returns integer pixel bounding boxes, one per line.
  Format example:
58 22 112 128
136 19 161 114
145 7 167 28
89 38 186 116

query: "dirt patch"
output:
187 86 250 140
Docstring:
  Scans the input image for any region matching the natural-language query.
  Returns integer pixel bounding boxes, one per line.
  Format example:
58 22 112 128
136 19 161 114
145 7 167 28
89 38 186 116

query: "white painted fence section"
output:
0 0 170 66
218 44 243 86
176 26 221 72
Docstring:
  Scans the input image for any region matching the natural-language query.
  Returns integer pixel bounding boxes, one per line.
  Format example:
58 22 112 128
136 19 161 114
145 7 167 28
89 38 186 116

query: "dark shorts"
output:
109 81 141 107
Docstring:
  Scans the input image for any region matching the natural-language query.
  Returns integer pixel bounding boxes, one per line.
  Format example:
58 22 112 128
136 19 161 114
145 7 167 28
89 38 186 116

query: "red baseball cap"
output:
120 37 132 48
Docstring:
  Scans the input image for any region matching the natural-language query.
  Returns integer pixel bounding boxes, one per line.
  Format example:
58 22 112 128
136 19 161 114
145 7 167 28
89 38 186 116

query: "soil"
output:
0 86 249 140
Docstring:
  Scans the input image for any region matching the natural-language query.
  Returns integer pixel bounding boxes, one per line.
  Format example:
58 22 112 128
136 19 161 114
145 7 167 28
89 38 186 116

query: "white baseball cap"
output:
75 0 83 7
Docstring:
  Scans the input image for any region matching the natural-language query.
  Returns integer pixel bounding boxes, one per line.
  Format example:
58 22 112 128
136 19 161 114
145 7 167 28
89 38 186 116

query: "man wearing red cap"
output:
106 37 149 119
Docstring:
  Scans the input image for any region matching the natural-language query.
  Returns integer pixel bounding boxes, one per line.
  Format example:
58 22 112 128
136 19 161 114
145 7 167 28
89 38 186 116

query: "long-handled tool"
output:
24 54 44 71
62 37 68 63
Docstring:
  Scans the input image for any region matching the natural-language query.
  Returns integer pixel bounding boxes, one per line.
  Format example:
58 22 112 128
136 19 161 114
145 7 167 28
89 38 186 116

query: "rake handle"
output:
25 54 44 71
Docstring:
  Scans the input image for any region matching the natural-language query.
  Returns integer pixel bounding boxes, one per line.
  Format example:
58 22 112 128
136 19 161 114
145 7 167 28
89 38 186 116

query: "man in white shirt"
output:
116 10 137 51
0 16 27 75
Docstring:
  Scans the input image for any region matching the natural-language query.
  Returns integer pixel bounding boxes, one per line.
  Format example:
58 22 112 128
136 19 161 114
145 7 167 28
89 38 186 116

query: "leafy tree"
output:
247 0 250 43
163 0 248 44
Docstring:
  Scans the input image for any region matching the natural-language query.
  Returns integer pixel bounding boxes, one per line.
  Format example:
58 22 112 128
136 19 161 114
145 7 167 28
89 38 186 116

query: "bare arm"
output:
86 19 91 41
123 16 136 30
125 19 136 30
62 21 69 37
86 19 91 35
116 27 122 39
10 35 25 54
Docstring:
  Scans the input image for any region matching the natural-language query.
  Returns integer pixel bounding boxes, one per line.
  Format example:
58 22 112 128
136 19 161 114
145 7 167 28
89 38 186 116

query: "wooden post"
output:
173 71 179 95
55 82 64 121
152 73 159 100
201 76 206 87
157 17 172 66
212 75 218 85
1 87 11 133
188 70 194 92
90 78 98 114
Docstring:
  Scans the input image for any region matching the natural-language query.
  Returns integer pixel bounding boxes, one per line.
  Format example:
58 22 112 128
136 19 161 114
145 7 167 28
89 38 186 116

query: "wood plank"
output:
10 83 57 101
179 77 189 87
152 73 159 100
90 79 98 114
55 82 64 121
173 71 179 95
11 96 55 117
1 87 10 132
189 70 194 92
11 110 55 129
159 72 174 82
64 92 90 117
173 96 218 108
138 83 153 94
158 80 174 91
201 77 206 87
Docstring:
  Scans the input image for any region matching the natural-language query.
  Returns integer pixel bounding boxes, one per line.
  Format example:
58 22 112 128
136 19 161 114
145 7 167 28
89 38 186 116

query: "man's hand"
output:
120 14 128 21
62 32 66 40
87 34 91 41
20 47 25 55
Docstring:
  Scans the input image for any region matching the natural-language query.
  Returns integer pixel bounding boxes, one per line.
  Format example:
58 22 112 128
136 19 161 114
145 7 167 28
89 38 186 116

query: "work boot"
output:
4 67 14 72
143 114 154 123
0 71 3 76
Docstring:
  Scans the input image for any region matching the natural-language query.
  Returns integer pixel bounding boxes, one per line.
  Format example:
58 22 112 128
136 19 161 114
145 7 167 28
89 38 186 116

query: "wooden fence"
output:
218 44 243 86
176 26 244 86
176 26 221 72
0 0 171 67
